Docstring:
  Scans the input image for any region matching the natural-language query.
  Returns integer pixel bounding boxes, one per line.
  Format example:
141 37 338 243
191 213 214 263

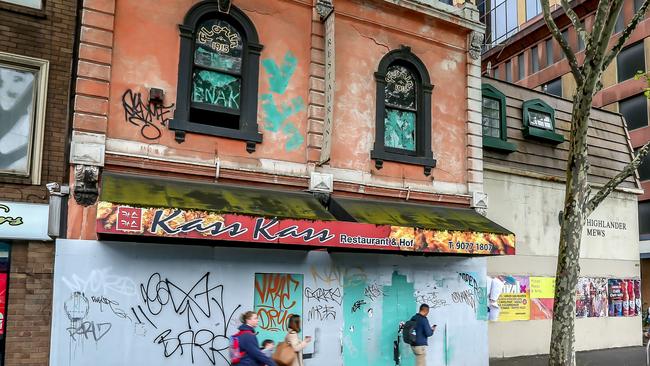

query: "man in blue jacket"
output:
410 304 436 366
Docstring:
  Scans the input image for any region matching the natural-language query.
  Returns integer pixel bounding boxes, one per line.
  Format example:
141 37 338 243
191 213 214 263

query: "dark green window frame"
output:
522 99 564 144
482 84 516 153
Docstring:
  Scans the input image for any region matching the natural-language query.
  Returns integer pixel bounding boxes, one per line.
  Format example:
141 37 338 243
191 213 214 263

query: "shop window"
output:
617 41 645 82
522 99 564 144
0 52 49 184
635 148 650 181
546 38 554 66
640 201 650 236
482 84 516 153
620 94 648 130
371 46 436 176
518 53 525 80
542 77 562 97
170 3 264 151
1 0 41 9
505 60 512 82
531 45 539 73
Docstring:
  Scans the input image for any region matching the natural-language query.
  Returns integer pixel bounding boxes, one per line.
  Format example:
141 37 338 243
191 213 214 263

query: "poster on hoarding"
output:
496 275 530 321
608 279 624 317
575 277 608 318
530 276 555 320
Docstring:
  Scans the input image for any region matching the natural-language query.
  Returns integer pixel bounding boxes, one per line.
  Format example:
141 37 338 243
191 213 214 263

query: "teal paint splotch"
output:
261 51 305 151
261 94 303 133
282 122 304 152
262 51 298 94
342 274 368 366
381 271 416 366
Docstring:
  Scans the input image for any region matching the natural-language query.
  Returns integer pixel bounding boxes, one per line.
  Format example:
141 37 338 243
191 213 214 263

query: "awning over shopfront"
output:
100 172 335 221
97 173 515 255
330 197 511 234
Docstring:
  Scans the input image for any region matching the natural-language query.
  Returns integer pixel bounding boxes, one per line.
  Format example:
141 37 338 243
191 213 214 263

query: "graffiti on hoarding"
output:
307 305 337 321
351 300 367 313
154 327 230 365
97 202 517 255
254 273 303 345
451 290 476 310
67 321 112 342
311 265 367 287
138 272 241 365
90 295 132 322
254 273 302 332
62 268 137 297
305 287 342 305
363 283 385 301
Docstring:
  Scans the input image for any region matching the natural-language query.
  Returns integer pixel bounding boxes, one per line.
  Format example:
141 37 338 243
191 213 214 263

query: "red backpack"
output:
229 329 253 364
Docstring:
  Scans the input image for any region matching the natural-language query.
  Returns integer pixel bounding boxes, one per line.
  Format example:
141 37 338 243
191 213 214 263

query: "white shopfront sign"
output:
0 201 50 241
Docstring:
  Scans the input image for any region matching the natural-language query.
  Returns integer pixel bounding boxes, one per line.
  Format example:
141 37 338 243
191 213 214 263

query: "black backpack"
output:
402 319 417 345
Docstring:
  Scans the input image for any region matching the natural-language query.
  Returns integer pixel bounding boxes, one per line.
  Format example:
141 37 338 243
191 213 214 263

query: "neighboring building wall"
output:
481 78 642 357
0 0 77 365
481 0 650 248
486 172 641 356
51 239 489 366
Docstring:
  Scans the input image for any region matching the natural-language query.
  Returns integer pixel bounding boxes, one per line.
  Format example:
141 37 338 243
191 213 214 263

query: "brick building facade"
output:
0 0 78 365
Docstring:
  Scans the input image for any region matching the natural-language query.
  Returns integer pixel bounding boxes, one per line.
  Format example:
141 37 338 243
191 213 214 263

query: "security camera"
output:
46 182 60 193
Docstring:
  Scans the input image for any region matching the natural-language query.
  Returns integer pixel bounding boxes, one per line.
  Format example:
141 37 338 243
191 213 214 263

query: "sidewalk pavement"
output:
490 346 647 366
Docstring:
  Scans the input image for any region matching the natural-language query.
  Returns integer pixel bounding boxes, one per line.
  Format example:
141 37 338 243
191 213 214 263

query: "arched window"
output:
170 2 263 152
371 46 435 176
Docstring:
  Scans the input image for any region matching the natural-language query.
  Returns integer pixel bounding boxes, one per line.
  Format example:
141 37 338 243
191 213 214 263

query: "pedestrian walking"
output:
233 311 277 366
283 314 312 366
408 304 436 366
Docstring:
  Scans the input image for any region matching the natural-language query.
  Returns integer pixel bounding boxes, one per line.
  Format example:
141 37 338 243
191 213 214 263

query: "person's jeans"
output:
411 345 426 366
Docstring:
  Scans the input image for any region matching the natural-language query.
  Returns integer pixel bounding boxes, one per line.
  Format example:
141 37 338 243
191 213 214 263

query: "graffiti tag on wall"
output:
122 89 175 140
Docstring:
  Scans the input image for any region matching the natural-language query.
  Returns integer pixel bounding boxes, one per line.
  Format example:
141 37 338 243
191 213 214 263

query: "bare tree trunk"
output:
549 88 594 366
537 0 650 364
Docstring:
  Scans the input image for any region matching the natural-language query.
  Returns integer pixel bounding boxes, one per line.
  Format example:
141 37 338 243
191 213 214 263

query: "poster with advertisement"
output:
608 279 624 317
496 276 530 321
576 277 608 318
530 276 555 320
0 272 6 335
634 280 643 315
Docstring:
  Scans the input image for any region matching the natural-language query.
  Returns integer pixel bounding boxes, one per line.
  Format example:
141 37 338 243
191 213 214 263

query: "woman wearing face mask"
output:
236 311 276 366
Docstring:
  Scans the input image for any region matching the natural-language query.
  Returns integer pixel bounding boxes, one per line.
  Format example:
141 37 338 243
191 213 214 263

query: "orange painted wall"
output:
330 0 469 184
108 0 313 163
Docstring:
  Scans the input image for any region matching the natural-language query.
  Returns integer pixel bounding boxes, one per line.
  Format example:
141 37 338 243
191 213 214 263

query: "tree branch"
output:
602 0 650 71
541 0 584 86
560 0 589 48
585 141 650 216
